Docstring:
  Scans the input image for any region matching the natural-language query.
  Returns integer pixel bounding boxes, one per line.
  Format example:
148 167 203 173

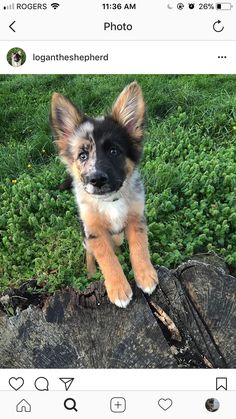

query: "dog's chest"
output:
97 198 128 233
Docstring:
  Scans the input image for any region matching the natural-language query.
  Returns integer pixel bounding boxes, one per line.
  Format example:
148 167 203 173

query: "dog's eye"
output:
79 151 89 162
109 147 120 157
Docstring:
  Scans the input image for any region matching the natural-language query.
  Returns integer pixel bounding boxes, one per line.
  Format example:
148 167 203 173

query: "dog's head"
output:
51 82 145 196
12 52 21 62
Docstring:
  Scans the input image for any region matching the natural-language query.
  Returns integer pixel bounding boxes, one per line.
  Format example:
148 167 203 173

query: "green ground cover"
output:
0 74 235 293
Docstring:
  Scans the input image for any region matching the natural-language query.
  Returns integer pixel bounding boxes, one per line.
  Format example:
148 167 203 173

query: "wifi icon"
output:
51 2 60 9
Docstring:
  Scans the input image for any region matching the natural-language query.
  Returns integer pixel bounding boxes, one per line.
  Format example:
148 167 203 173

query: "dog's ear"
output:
51 93 83 162
111 81 145 140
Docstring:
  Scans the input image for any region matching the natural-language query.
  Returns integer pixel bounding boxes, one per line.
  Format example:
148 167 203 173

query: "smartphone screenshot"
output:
0 0 235 417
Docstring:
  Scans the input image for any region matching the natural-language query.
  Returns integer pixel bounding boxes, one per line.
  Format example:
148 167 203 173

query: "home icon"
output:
16 399 31 413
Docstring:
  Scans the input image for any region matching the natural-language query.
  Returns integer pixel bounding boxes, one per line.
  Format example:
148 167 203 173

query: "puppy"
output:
206 399 218 412
11 51 22 67
51 82 158 307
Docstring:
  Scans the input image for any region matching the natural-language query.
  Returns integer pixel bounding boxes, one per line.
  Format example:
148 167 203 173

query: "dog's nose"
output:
88 171 108 188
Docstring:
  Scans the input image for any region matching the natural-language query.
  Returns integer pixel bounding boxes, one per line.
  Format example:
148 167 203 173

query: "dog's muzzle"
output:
84 171 111 195
86 171 108 188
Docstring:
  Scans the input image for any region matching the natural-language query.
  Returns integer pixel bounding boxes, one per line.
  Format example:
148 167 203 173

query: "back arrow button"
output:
9 21 16 32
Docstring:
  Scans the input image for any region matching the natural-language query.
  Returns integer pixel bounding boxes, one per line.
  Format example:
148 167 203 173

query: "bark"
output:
0 253 235 368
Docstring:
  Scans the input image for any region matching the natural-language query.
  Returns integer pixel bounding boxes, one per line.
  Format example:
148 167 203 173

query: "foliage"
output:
6 48 27 66
0 74 235 293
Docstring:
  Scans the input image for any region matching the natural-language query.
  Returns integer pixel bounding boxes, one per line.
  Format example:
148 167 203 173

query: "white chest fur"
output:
73 170 144 235
96 198 128 233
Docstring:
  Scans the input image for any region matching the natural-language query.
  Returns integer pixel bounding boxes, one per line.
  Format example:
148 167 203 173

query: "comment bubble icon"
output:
34 377 49 391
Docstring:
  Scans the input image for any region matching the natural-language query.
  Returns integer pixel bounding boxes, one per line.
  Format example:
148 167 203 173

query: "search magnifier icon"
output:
64 398 78 412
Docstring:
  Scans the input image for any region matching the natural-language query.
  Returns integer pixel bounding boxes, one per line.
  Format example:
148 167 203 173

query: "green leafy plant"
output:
0 74 235 294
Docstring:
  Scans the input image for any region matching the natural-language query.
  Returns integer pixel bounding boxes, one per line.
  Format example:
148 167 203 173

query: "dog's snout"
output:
88 171 108 188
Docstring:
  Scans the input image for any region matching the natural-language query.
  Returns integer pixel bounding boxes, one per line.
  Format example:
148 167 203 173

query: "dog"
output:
51 81 158 307
11 51 22 67
206 399 218 412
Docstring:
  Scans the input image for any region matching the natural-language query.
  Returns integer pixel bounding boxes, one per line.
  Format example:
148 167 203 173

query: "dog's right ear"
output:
111 81 145 141
51 93 83 163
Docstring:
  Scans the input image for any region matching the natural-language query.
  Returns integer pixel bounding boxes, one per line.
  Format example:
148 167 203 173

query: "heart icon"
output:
158 398 173 411
9 377 24 391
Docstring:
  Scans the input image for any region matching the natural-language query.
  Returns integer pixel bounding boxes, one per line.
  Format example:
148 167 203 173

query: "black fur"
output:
80 116 142 195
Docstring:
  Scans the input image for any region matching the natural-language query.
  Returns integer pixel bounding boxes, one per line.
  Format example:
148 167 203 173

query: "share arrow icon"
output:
59 378 74 391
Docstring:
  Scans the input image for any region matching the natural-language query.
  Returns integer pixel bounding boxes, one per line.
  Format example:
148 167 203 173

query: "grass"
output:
6 48 27 67
0 74 236 294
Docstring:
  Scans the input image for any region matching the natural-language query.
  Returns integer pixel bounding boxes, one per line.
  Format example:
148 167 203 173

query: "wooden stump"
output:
0 254 235 368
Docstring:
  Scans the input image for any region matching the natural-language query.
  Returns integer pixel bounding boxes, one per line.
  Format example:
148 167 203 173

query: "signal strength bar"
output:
3 3 15 9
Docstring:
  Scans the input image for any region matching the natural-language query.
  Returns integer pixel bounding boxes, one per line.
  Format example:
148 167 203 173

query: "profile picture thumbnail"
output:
7 47 26 67
205 398 220 412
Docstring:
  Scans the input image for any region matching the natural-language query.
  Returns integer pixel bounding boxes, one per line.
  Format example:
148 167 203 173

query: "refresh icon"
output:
213 20 224 32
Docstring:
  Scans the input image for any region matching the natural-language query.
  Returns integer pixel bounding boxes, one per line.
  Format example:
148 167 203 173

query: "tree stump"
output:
0 254 235 368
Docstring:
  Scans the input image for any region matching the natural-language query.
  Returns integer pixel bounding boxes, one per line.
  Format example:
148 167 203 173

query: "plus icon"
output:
110 397 126 413
115 401 122 409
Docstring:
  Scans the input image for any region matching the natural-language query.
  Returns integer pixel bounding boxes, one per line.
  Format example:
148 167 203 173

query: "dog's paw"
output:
135 264 159 295
106 278 133 308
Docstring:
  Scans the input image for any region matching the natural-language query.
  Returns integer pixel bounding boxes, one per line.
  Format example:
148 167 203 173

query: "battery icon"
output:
216 2 233 9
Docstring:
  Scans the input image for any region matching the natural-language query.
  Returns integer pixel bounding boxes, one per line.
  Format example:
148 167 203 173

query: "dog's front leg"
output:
86 250 97 278
126 215 158 294
86 232 133 308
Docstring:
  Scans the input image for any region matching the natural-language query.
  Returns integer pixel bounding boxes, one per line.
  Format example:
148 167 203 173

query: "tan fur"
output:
85 230 132 305
112 232 125 248
51 92 83 164
83 210 110 235
125 158 135 176
51 82 158 308
71 161 81 181
112 81 145 140
82 204 157 303
86 251 97 278
125 214 157 293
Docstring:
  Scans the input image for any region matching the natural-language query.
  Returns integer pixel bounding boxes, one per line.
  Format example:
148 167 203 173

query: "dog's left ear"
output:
51 92 83 163
51 92 82 141
111 81 145 140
